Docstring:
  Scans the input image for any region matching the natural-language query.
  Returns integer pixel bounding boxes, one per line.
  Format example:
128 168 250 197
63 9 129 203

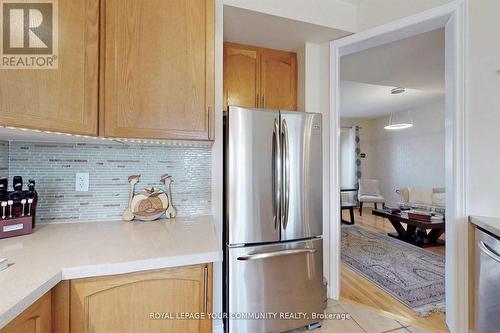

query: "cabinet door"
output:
0 291 51 333
223 43 260 109
102 0 215 140
260 49 297 110
70 264 212 333
0 0 99 135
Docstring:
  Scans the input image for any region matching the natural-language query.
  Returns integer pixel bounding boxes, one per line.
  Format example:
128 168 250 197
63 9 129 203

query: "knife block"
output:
0 191 38 239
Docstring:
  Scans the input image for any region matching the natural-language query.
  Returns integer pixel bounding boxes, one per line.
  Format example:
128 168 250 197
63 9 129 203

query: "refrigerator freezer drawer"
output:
227 238 324 333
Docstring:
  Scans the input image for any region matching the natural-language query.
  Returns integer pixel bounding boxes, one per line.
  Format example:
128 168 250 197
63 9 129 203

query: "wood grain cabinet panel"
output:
70 264 212 333
223 43 298 111
0 0 99 135
102 0 215 140
223 43 260 109
0 291 52 333
260 49 297 111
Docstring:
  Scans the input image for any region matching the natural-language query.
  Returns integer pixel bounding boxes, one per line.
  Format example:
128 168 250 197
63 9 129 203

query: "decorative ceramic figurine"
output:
122 175 140 221
133 187 167 221
161 174 177 218
122 174 177 222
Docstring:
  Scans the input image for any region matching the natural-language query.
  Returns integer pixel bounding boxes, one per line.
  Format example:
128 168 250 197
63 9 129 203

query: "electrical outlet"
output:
75 173 89 192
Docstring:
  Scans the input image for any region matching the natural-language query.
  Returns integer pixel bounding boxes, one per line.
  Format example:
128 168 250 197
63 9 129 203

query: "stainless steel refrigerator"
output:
223 106 324 333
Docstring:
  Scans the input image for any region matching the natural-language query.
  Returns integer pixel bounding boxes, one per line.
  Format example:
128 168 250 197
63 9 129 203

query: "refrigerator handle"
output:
479 241 500 263
282 119 290 230
272 118 281 230
237 248 317 261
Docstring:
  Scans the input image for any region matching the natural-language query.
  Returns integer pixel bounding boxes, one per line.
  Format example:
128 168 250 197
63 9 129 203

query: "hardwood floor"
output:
340 207 448 332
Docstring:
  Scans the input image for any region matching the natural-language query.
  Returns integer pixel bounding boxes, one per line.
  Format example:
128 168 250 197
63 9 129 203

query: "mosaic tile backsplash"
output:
0 141 7 178
5 142 212 223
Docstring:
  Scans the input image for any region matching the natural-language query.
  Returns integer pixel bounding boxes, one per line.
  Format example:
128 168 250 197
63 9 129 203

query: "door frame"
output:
328 1 467 332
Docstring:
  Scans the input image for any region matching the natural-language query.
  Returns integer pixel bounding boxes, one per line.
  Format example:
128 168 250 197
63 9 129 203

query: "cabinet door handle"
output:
256 94 259 107
261 95 265 107
203 265 208 313
207 107 212 139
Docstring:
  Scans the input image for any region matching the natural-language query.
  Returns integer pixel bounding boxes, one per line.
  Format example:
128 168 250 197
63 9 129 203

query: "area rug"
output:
341 225 445 316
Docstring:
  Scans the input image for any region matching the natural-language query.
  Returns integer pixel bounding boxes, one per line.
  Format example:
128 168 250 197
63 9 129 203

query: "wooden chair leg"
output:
349 207 355 225
374 203 378 210
359 202 363 216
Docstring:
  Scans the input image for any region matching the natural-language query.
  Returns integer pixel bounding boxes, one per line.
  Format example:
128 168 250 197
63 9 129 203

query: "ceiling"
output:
223 5 351 52
340 81 443 118
340 28 445 118
337 0 365 4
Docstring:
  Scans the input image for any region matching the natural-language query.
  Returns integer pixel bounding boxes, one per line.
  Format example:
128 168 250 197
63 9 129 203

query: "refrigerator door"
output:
225 107 281 245
227 238 324 333
280 111 322 241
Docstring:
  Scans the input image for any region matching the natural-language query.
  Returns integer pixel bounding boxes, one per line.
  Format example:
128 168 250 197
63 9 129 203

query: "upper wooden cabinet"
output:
224 43 297 111
0 291 52 333
0 0 99 136
70 264 212 333
102 0 215 140
261 49 297 110
224 43 260 110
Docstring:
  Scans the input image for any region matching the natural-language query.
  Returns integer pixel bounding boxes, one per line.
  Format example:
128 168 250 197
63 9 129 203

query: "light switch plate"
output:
75 173 89 192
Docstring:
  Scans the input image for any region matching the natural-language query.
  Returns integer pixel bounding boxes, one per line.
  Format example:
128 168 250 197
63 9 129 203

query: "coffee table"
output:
372 209 445 248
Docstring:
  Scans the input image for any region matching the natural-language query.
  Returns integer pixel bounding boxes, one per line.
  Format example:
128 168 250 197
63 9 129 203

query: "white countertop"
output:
470 215 500 237
0 215 221 329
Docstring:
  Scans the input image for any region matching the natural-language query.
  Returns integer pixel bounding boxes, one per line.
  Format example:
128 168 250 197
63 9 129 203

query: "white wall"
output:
299 41 332 291
223 0 357 33
370 100 445 205
356 0 453 31
212 1 224 332
296 44 306 111
340 100 445 206
466 0 500 217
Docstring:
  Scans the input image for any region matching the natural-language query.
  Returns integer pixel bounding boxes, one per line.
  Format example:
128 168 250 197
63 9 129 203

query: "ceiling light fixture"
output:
384 87 414 130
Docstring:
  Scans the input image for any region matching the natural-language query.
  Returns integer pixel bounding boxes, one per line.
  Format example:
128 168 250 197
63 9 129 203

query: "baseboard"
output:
213 319 224 333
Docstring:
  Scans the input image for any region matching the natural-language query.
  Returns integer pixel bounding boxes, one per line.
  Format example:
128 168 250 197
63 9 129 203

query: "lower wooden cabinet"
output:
1 264 212 333
0 291 52 333
70 264 212 333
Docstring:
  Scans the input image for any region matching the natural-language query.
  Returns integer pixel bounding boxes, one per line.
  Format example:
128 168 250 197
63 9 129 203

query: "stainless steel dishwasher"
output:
475 227 500 333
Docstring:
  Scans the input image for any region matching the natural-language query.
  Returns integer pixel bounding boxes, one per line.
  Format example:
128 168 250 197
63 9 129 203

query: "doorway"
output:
329 3 467 333
339 27 447 332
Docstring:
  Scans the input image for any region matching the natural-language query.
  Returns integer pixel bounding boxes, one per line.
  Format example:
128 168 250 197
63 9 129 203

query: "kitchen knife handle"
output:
282 119 290 230
272 119 281 230
13 176 22 191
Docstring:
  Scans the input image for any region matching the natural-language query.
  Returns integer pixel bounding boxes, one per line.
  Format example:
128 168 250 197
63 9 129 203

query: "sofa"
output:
398 187 446 214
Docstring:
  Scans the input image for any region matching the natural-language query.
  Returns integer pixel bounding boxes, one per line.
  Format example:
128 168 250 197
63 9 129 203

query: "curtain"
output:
340 127 361 203
354 126 362 189
339 127 357 202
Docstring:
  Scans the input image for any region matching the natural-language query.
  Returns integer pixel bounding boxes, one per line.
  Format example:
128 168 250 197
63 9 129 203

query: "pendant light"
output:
384 87 414 130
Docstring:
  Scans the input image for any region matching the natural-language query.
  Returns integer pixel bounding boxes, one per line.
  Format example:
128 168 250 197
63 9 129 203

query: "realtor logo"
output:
0 0 58 69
